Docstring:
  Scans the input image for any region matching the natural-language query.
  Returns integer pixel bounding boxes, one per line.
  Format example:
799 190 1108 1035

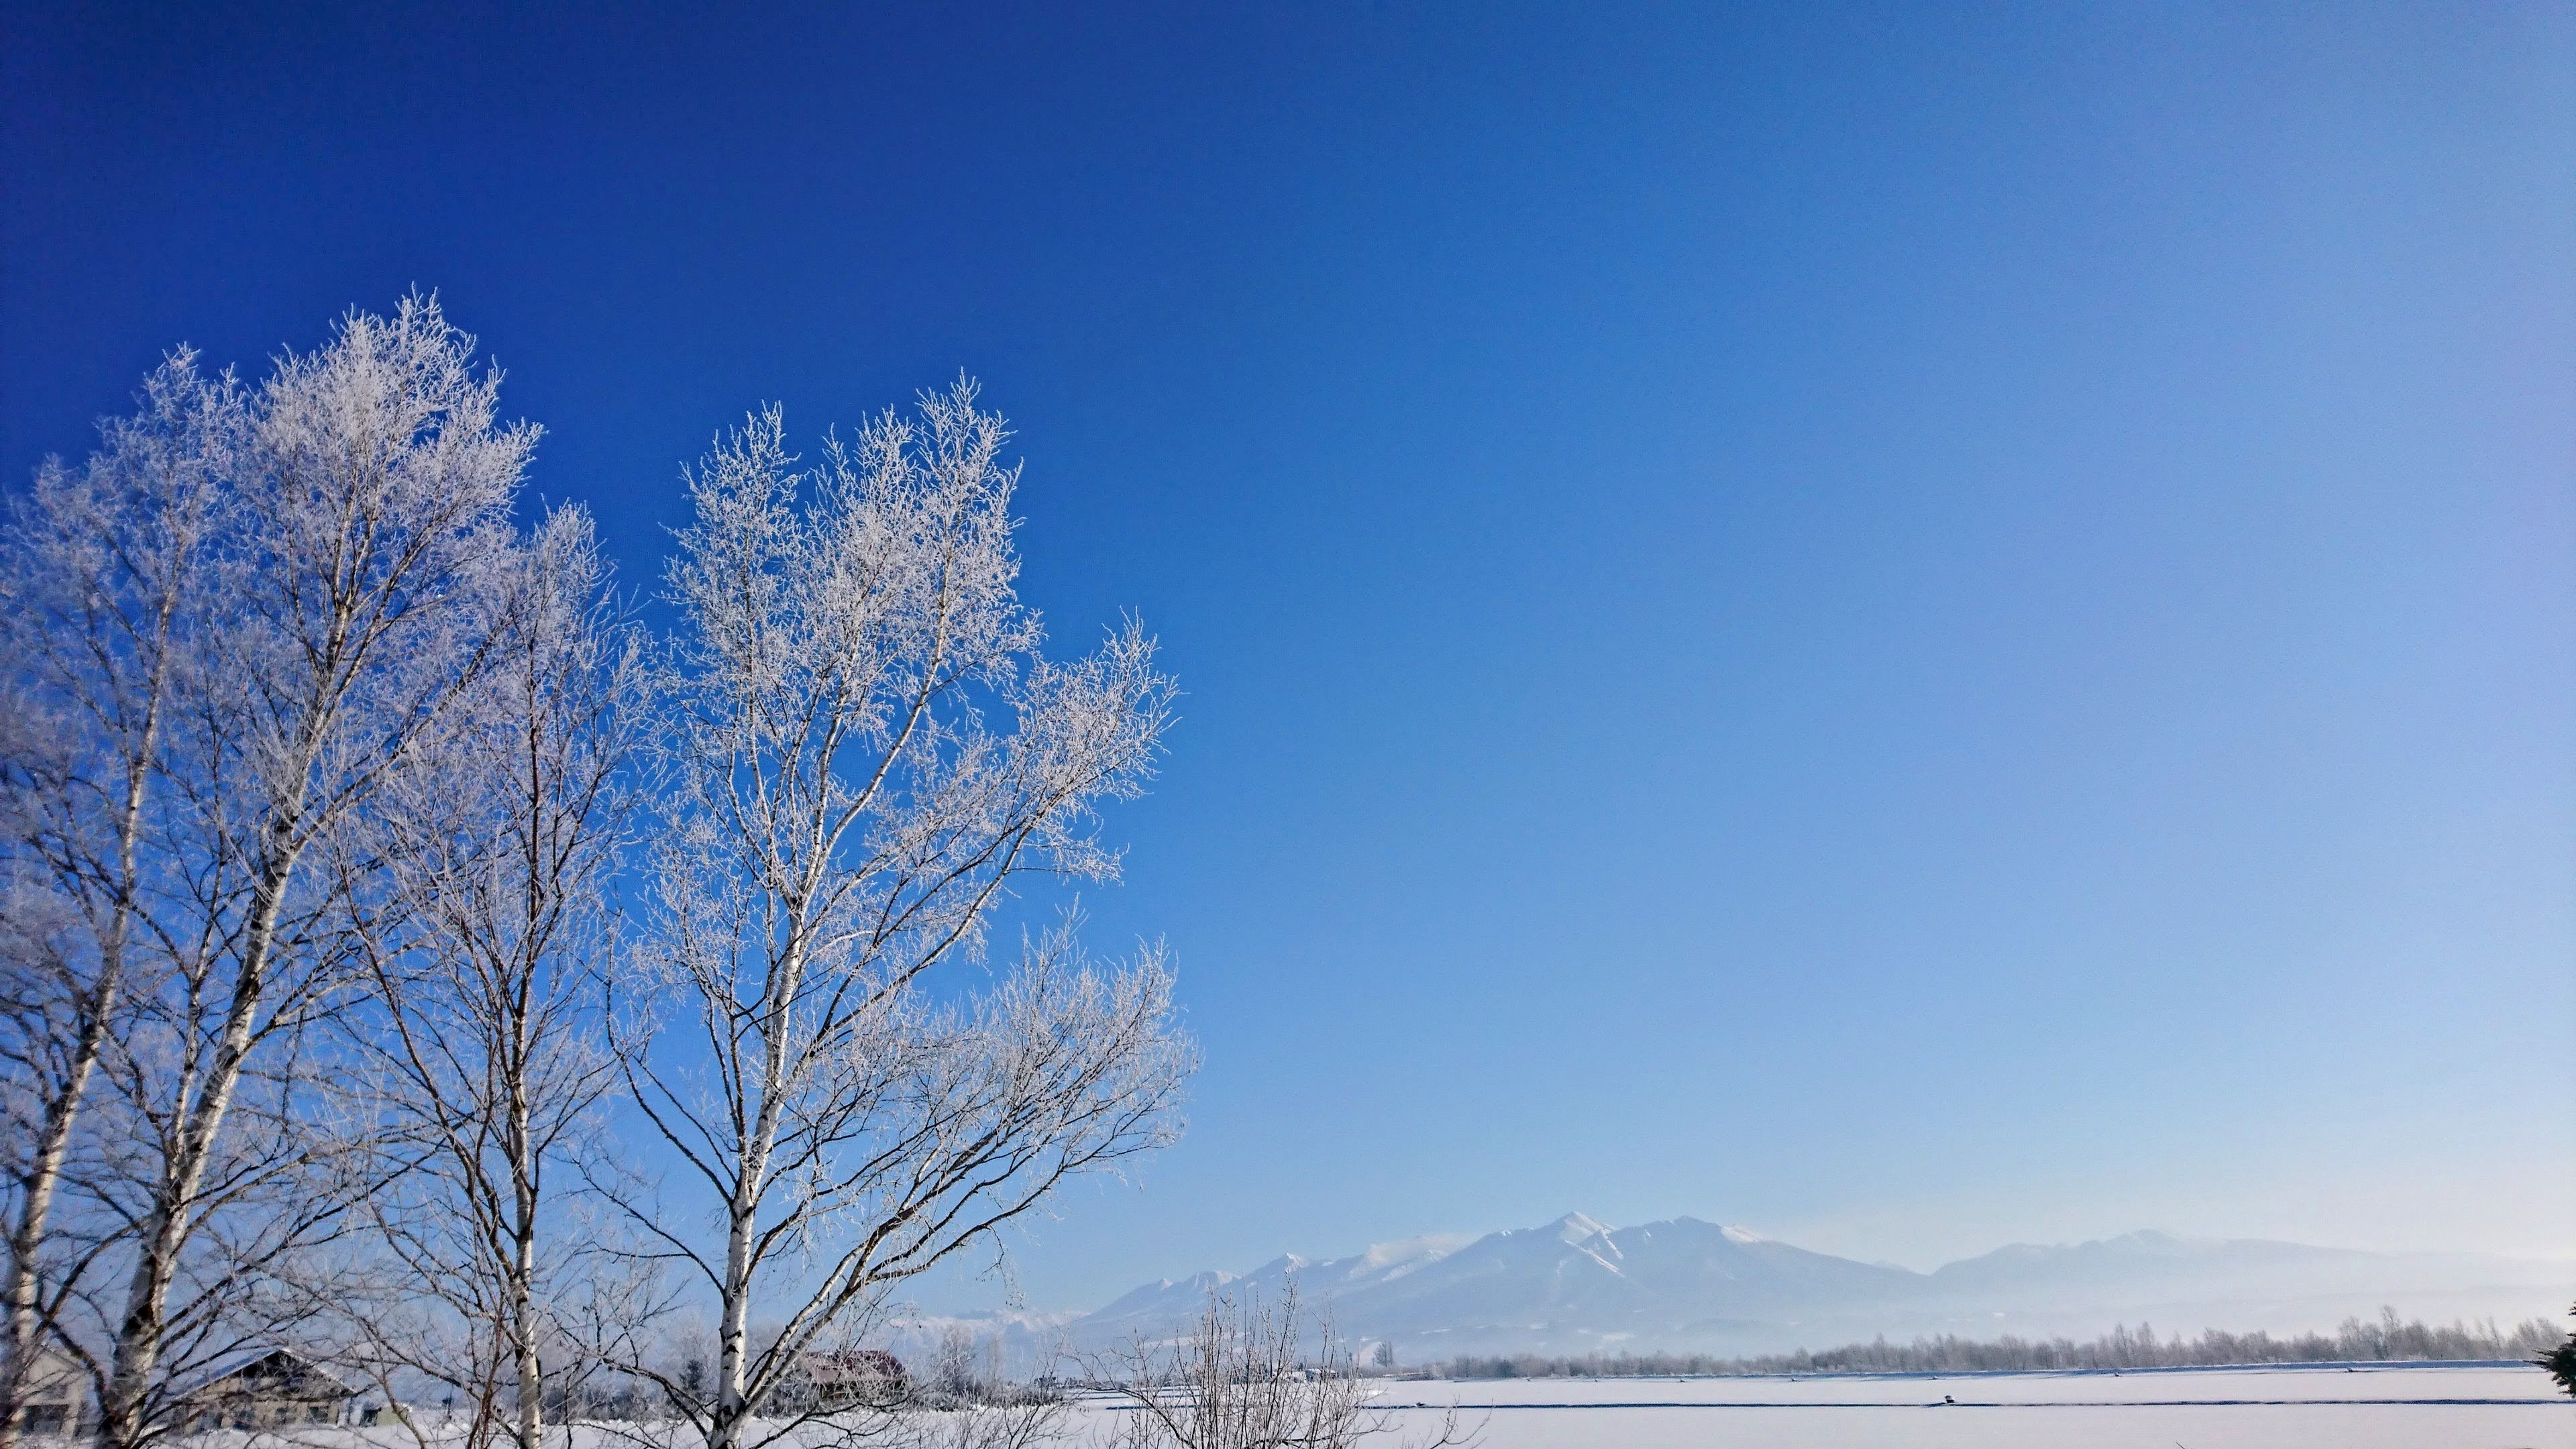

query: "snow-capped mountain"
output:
1066 1214 2573 1358
1084 1232 1472 1338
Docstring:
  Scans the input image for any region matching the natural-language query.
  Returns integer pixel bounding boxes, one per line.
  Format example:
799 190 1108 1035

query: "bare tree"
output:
922 1326 983 1406
0 354 240 1448
904 1384 1066 1449
613 384 1192 1449
317 503 653 1449
1093 1285 1470 1449
41 295 537 1449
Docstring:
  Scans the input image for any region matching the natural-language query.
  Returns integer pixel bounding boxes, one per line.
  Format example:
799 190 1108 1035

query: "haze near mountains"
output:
920 1214 2572 1361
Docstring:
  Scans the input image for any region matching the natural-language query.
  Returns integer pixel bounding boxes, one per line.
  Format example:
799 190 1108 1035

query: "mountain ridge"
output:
1049 1213 2574 1359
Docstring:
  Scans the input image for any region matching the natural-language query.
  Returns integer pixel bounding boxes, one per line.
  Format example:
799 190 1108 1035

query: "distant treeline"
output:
1438 1309 2565 1378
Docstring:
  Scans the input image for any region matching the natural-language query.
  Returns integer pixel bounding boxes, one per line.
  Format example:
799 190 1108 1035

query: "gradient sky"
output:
6 3 2571 1311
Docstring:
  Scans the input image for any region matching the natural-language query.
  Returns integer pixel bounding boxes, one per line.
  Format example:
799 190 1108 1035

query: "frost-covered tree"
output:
0 354 241 1449
321 504 652 1449
0 296 537 1449
614 385 1192 1449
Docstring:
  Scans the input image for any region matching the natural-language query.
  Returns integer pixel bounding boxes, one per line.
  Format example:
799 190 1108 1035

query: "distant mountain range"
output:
895 1214 2573 1362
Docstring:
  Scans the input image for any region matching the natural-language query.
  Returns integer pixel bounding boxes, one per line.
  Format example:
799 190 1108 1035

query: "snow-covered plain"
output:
172 1365 2571 1449
1283 1364 2576 1449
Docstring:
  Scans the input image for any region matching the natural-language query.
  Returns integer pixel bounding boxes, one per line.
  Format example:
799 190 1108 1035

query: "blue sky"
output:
7 3 2571 1310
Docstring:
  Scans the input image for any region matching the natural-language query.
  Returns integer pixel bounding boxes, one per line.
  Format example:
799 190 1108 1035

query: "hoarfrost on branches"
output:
3 294 539 1449
321 504 655 1449
4 306 1197 1449
614 382 1192 1449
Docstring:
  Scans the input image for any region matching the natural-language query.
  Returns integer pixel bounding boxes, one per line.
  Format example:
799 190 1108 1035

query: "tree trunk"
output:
511 1096 543 1449
91 835 294 1449
6 622 170 1449
0 1010 101 1449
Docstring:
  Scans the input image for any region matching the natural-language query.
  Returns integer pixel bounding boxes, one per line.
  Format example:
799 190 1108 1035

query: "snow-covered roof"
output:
169 1347 354 1401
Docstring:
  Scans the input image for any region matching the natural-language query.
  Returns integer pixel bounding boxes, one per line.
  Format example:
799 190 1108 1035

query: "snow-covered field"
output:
166 1364 2573 1449
1291 1364 2574 1449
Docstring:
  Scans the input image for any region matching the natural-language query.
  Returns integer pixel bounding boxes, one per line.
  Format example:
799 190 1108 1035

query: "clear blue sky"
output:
7 3 2571 1309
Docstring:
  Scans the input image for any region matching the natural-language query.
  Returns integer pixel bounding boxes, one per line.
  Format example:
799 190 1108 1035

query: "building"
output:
7 1348 89 1438
797 1348 908 1409
172 1348 355 1432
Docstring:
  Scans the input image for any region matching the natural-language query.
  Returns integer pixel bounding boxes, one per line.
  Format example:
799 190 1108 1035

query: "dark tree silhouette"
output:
2540 1304 2575 1399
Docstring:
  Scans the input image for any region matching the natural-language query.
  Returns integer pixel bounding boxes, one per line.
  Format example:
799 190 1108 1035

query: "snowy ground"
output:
171 1363 2575 1449
1264 1364 2575 1449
